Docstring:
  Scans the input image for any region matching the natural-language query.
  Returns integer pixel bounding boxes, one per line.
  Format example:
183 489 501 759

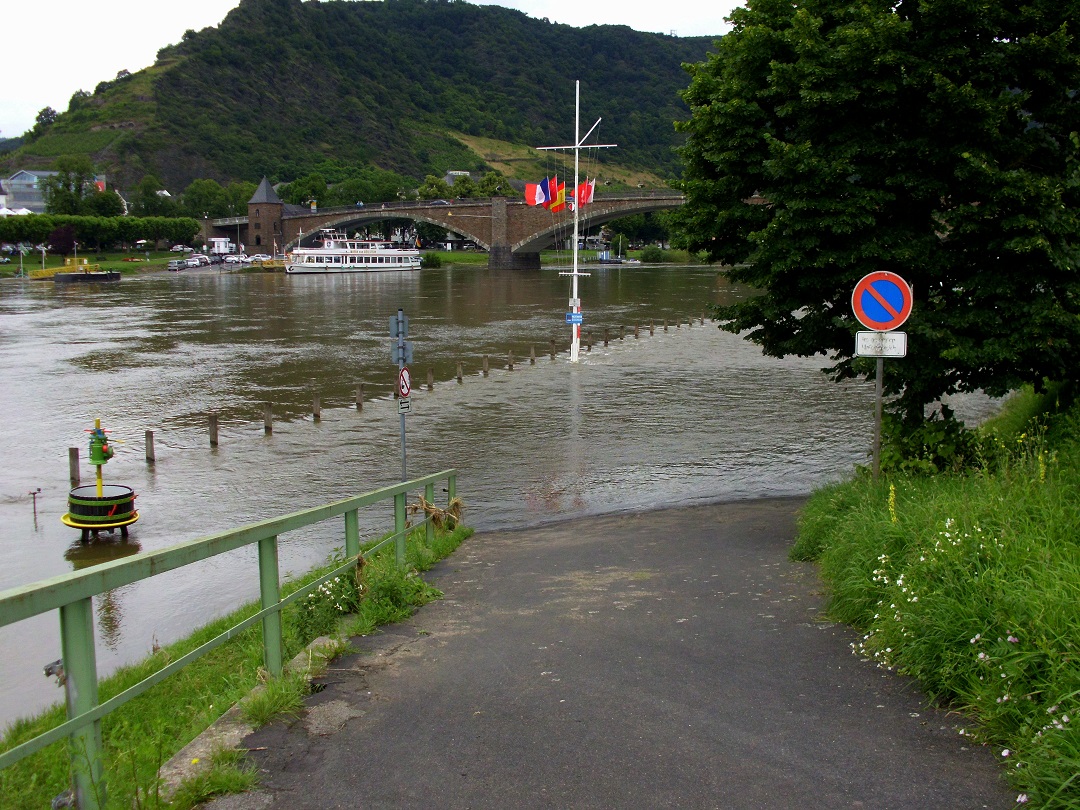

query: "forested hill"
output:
4 0 720 191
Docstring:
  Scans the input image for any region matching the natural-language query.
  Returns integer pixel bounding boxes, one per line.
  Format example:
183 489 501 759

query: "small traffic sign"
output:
566 312 583 325
852 272 913 332
398 397 412 414
856 330 907 358
398 366 412 398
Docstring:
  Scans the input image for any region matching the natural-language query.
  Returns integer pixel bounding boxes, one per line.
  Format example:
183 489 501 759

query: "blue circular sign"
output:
852 272 913 331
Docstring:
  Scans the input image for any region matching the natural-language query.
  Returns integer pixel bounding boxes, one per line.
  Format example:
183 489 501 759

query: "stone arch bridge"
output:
210 191 685 269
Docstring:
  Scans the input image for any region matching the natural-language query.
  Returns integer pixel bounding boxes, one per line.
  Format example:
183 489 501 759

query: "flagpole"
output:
536 82 616 363
571 80 582 362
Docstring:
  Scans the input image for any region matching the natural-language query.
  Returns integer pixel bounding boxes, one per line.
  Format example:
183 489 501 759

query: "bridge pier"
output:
488 246 541 270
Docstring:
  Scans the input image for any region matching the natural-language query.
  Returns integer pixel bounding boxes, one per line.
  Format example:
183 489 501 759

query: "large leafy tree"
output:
675 0 1080 424
42 155 98 215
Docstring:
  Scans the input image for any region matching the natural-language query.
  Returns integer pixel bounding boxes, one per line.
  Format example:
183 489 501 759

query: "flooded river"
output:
0 262 885 725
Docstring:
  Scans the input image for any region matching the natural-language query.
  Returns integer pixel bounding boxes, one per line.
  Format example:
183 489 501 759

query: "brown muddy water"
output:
0 263 989 726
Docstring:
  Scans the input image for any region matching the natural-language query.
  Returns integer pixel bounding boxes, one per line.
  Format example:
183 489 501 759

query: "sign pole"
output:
873 357 883 482
391 308 414 481
851 271 914 483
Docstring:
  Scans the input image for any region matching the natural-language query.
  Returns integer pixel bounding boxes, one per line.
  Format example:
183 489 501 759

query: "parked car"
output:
249 254 272 262
167 259 186 271
169 245 192 252
189 254 211 266
185 258 202 268
224 254 249 264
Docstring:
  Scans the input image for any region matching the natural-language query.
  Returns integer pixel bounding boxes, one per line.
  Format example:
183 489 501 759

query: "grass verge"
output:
793 390 1080 808
0 521 472 809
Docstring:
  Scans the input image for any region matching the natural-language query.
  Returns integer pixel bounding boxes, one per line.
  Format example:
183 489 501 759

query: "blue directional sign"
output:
565 312 583 325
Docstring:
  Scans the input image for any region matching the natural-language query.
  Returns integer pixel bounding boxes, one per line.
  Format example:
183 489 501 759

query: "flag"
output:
548 177 567 212
576 178 595 206
525 180 550 207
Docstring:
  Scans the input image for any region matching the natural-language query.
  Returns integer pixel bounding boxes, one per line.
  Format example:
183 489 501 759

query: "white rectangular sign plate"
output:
856 330 907 358
398 397 412 414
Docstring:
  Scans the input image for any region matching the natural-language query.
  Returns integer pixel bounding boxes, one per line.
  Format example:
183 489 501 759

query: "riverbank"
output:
0 522 473 809
794 389 1080 808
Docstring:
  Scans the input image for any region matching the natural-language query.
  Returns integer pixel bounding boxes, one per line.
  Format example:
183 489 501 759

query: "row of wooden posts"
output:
66 314 709 478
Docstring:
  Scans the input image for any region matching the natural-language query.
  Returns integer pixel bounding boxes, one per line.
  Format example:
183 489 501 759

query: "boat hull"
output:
53 271 121 283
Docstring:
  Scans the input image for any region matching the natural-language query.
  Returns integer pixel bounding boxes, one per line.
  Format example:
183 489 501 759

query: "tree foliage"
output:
42 155 98 215
675 0 1080 423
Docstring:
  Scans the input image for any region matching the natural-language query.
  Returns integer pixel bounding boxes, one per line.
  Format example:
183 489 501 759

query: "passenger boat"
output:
286 229 422 274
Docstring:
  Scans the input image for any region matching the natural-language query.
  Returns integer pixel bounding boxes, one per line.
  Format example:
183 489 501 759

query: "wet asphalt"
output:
206 498 1013 810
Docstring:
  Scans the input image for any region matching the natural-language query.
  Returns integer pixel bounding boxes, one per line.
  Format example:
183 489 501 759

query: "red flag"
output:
576 178 595 206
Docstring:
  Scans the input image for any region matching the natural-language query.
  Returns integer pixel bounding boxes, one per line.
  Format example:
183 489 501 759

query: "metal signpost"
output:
390 309 414 481
852 271 913 481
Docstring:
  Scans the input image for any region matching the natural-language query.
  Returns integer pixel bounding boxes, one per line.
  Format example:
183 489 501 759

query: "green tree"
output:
181 179 229 218
417 175 453 200
42 155 98 215
675 0 1080 425
29 106 57 139
81 190 125 218
129 176 177 217
223 181 257 216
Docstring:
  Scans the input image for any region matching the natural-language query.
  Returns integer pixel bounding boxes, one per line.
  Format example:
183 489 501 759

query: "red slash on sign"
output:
398 366 412 398
852 272 913 332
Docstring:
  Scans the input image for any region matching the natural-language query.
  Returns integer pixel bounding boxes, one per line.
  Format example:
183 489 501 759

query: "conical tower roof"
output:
248 176 282 205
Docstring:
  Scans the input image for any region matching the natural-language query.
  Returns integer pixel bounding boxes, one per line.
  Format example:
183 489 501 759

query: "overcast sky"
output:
1 0 739 140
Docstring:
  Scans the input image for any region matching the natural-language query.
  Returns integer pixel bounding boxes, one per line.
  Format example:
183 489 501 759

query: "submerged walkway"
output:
209 499 1012 809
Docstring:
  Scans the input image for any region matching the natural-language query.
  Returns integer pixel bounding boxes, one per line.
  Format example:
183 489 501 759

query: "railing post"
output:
344 509 360 563
60 598 105 810
258 536 283 676
394 492 407 566
425 482 435 546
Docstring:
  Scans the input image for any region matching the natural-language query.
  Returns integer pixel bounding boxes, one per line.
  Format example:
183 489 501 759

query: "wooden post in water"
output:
355 383 364 411
427 367 434 391
634 323 640 339
482 355 489 376
530 346 536 365
507 350 514 371
312 387 321 422
69 447 80 485
619 325 625 340
676 318 681 329
145 431 155 464
456 361 463 383
209 413 219 447
650 322 655 336
603 328 609 347
549 339 556 360
264 402 273 434
701 312 706 325
664 320 668 332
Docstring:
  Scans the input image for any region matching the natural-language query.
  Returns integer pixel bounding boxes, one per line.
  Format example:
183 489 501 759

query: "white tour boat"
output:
286 229 422 274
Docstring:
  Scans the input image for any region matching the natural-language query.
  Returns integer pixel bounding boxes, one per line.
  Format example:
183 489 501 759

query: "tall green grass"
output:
0 522 472 809
794 394 1080 808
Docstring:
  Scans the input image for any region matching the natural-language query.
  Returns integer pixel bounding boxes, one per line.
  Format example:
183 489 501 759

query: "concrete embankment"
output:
203 499 1013 809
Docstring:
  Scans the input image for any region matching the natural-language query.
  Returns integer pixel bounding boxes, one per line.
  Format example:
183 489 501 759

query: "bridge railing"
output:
0 469 458 809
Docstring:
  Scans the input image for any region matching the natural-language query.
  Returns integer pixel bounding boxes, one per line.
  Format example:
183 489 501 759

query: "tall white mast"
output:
537 80 616 362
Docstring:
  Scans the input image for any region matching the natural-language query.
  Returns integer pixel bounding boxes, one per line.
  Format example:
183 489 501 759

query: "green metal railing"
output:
0 469 457 809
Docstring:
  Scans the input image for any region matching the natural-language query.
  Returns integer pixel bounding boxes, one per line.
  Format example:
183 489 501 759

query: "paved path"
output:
211 499 1012 809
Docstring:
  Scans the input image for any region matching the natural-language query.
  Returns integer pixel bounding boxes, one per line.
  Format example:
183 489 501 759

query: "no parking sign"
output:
852 272 913 332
